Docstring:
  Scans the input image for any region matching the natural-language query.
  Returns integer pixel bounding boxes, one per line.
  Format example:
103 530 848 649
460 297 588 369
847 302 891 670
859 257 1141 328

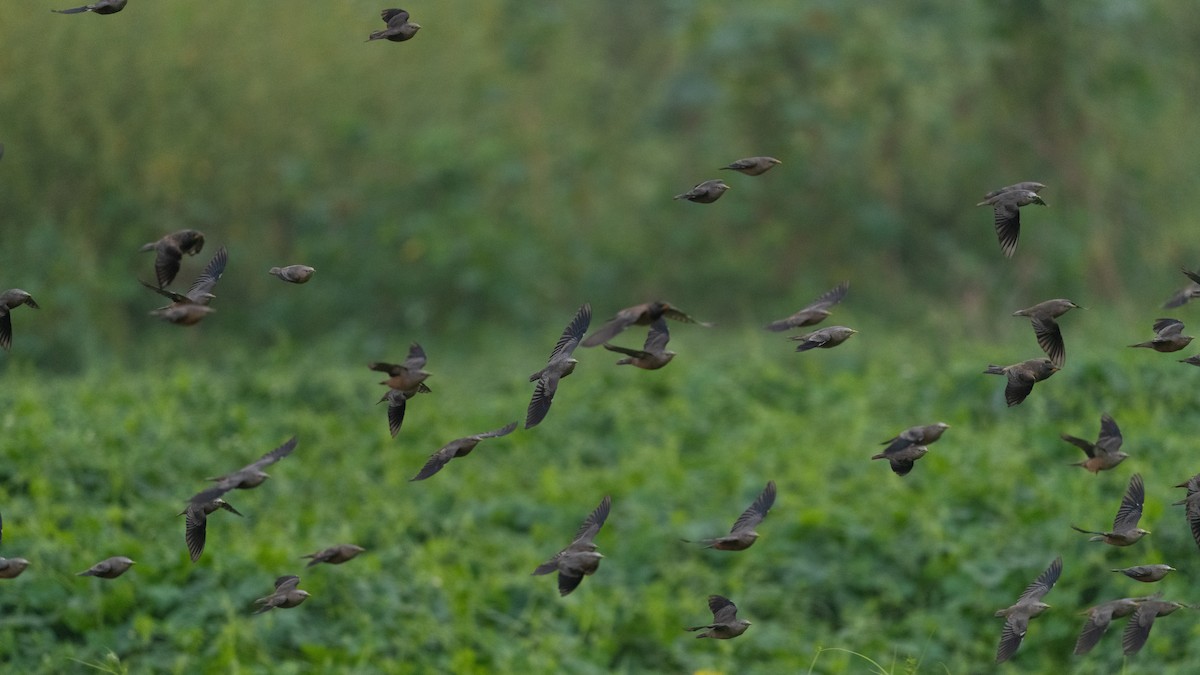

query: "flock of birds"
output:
4 2 1200 668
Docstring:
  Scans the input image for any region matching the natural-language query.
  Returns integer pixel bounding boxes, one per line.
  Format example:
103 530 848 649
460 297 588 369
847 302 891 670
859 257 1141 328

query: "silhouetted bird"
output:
378 384 431 438
994 556 1062 663
872 445 928 476
302 545 366 567
179 496 242 563
719 157 781 176
983 358 1059 407
977 188 1046 257
685 595 752 639
367 9 420 42
0 289 39 351
411 421 517 480
1062 414 1127 473
602 318 675 370
253 575 310 614
582 301 708 348
53 0 126 14
674 179 729 203
764 282 849 332
1112 565 1176 583
1129 318 1193 352
526 304 590 429
533 495 610 596
1012 299 1082 367
1122 599 1190 655
370 343 431 392
791 326 857 352
140 229 205 288
1072 473 1149 546
268 265 315 284
879 423 950 456
189 436 299 506
142 246 227 326
77 556 135 578
685 481 775 550
1074 595 1157 656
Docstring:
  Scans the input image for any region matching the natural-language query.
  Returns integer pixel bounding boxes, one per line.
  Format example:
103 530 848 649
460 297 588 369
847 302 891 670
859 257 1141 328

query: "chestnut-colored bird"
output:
871 444 929 476
1112 565 1176 583
994 556 1062 663
983 358 1059 407
370 343 431 392
1072 473 1149 546
791 326 857 352
674 179 730 203
77 556 135 579
977 187 1047 258
188 436 299 506
719 156 781 176
367 9 420 42
378 384 431 438
411 421 517 480
533 495 610 596
302 545 366 567
686 481 776 550
1062 413 1127 473
685 595 752 639
1012 299 1082 367
268 265 315 284
582 301 709 348
764 282 849 332
1130 318 1193 352
180 497 243 563
602 318 675 370
1122 599 1191 655
1074 595 1157 656
142 246 227 326
253 575 310 614
526 304 590 429
0 289 39 351
140 229 205 289
53 0 126 14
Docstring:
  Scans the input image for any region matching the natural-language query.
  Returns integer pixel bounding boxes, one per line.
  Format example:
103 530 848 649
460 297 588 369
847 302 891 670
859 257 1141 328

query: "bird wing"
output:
1060 434 1096 458
140 279 190 303
0 313 10 351
184 505 208 562
473 421 518 441
1186 501 1200 552
602 343 650 359
549 303 592 356
154 244 184 289
248 435 299 471
708 595 738 623
1003 370 1036 407
889 457 918 476
642 318 671 353
722 159 755 171
663 307 708 326
557 572 585 596
524 372 560 429
995 614 1029 663
1018 556 1063 603
1184 268 1200 286
570 495 611 547
381 8 411 27
993 201 1021 258
403 342 427 370
1031 318 1065 367
411 446 457 481
804 281 849 313
1073 607 1113 656
386 394 407 437
730 481 776 534
794 329 829 352
1113 473 1144 532
1095 414 1123 455
186 246 228 304
274 575 301 592
1152 318 1185 336
1121 604 1159 655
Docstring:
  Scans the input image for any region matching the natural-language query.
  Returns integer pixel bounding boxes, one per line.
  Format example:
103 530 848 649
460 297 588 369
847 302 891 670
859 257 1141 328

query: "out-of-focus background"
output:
2 2 1199 673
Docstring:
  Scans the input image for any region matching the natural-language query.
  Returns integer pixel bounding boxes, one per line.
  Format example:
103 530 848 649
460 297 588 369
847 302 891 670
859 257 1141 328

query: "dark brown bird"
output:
1072 473 1149 546
764 282 849 332
1122 599 1190 655
532 495 610 596
1074 595 1157 656
77 556 135 579
1112 565 1176 583
268 265 315 284
378 384 431 438
686 481 776 550
879 422 950 456
0 512 30 580
994 556 1062 664
1012 299 1082 367
253 575 310 614
179 497 243 563
685 595 752 639
582 301 709 348
983 358 1059 407
411 421 518 480
369 343 431 392
0 289 39 351
367 9 420 42
1130 318 1193 352
602 318 675 370
1180 355 1200 367
1062 413 1127 473
980 182 1045 202
791 325 857 352
977 188 1047 258
140 229 205 289
302 545 366 567
673 179 730 204
526 304 590 429
189 436 299 507
53 0 126 14
719 157 781 176
142 246 227 326
871 445 929 476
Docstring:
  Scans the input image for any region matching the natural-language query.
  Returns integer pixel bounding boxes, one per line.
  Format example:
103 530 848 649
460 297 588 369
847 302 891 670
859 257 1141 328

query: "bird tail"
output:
870 452 887 460
983 365 1006 375
139 242 156 252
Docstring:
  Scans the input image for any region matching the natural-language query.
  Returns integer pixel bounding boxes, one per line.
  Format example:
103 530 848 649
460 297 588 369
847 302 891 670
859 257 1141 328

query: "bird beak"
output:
409 22 422 29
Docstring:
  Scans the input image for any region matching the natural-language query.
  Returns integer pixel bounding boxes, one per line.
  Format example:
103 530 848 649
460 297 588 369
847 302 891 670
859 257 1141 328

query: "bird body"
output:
688 481 775 550
368 9 420 42
53 0 126 14
674 179 729 203
533 495 610 596
0 557 30 579
1062 413 1127 473
979 182 1045 203
1122 600 1189 655
302 545 366 567
1012 299 1081 367
791 325 857 351
719 156 781 176
1074 596 1156 655
526 304 590 429
685 595 751 639
411 421 517 480
77 556 135 579
983 358 1059 406
268 265 315 284
879 422 949 455
369 342 431 391
180 497 243 562
1130 318 1193 352
1112 565 1175 583
994 556 1062 663
254 575 310 614
602 318 675 369
978 188 1047 257
764 282 849 332
871 445 929 476
0 289 39 351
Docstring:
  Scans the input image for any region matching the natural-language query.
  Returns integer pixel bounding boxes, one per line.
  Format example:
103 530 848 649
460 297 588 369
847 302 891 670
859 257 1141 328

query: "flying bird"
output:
0 289 39 351
52 0 126 14
253 575 310 614
879 422 950 456
77 556 135 579
188 436 299 506
764 282 849 332
719 157 781 176
1171 485 1200 552
685 595 752 639
142 246 227 325
1072 473 1149 546
1012 299 1082 367
977 187 1047 258
1062 413 1127 473
994 556 1062 663
980 182 1045 202
411 421 517 480
532 495 610 596
983 358 1059 407
526 304 590 429
790 325 857 352
367 9 420 42
268 265 315 284
1122 599 1190 655
370 343 431 392
302 545 366 567
685 481 776 550
1162 278 1200 309
871 444 929 476
673 179 730 204
0 512 30 580
1180 355 1200 367
378 384 431 438
602 318 676 370
1112 565 1176 583
582 301 709 348
139 229 205 289
1129 318 1193 353
179 497 243 562
1074 595 1157 656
